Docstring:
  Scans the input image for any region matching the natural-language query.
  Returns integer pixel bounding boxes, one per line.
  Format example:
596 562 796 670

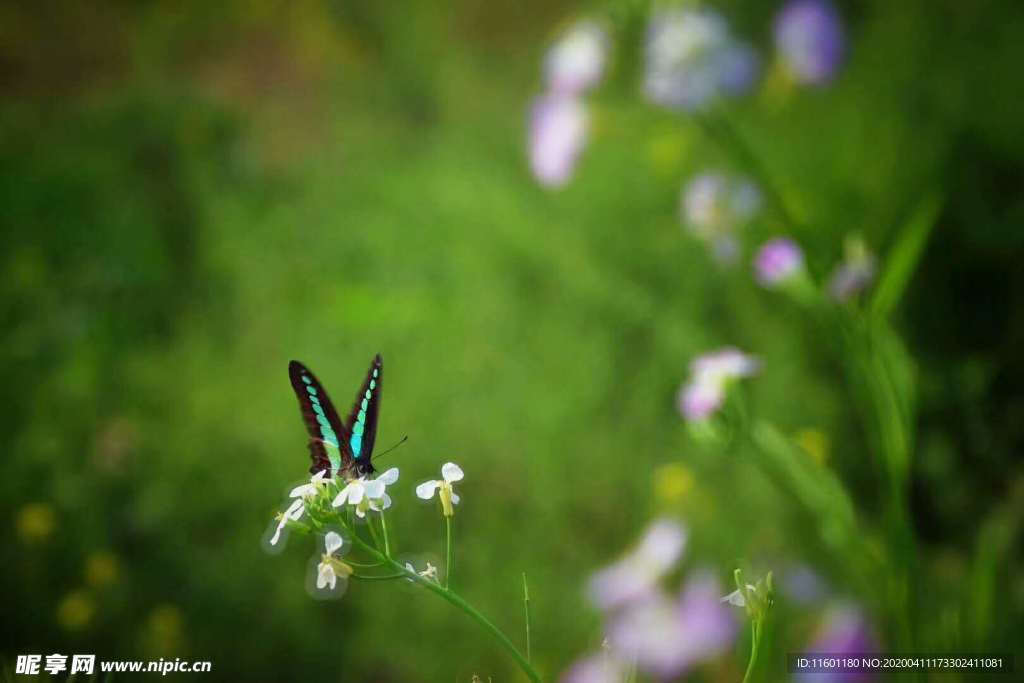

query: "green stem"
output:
693 113 800 231
345 559 385 569
522 572 532 664
347 529 540 683
741 619 763 683
379 511 392 558
365 514 384 550
351 572 406 581
445 515 453 589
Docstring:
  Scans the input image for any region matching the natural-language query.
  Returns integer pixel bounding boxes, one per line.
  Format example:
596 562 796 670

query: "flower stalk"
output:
345 523 541 683
445 516 453 589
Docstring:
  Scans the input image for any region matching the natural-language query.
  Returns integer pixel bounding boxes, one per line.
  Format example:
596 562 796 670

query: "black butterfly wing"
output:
288 360 353 477
344 354 382 465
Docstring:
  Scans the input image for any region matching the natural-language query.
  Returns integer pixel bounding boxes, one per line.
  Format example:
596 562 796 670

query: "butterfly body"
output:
288 355 382 479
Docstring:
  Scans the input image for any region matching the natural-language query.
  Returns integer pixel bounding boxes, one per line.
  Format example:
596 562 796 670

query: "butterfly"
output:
288 355 382 480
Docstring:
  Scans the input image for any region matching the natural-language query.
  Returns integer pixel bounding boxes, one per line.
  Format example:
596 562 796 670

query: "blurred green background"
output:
2 0 1022 680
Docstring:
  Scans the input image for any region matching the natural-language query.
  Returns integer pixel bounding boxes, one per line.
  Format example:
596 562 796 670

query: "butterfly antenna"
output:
372 435 408 461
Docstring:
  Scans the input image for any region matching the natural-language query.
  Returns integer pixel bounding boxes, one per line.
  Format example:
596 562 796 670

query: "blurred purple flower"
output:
797 605 878 682
561 653 624 683
644 8 760 111
781 564 830 605
678 347 759 421
545 20 609 96
529 94 588 188
588 519 687 611
775 0 845 85
754 237 805 286
828 242 876 301
607 573 736 679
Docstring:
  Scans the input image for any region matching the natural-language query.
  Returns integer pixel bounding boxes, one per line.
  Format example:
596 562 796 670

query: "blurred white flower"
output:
545 20 609 95
529 94 589 188
682 173 762 264
316 531 351 590
644 8 759 111
416 462 464 517
678 347 759 421
404 561 439 582
588 518 687 611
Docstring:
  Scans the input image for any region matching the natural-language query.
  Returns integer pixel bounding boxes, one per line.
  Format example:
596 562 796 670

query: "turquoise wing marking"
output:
345 355 383 460
289 360 353 476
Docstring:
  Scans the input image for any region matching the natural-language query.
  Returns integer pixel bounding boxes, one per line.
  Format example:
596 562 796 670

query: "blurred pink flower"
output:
561 653 624 683
529 94 589 188
754 237 805 286
678 347 759 421
588 519 687 611
607 573 736 679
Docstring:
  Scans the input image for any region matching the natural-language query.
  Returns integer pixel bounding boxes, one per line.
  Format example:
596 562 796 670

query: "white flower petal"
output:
441 462 464 483
378 467 400 485
331 484 352 508
721 589 744 606
416 480 440 499
370 492 392 511
270 520 285 546
285 499 305 519
450 492 460 506
324 531 343 555
317 562 335 590
364 479 386 499
348 482 365 505
289 483 313 498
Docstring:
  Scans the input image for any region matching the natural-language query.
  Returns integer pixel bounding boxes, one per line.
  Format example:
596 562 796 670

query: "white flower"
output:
332 467 399 518
269 498 304 546
316 531 351 590
289 469 330 499
269 470 330 546
416 462 464 517
529 94 589 189
720 585 756 606
677 347 759 421
404 561 439 582
544 20 609 95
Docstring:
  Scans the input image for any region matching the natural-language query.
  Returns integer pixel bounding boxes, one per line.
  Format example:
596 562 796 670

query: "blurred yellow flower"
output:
16 502 56 543
145 604 184 656
85 551 119 587
57 591 95 631
647 132 687 176
654 463 695 504
794 428 829 465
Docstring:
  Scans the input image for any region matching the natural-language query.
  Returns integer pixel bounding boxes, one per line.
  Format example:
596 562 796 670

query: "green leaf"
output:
871 194 943 317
